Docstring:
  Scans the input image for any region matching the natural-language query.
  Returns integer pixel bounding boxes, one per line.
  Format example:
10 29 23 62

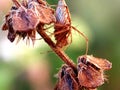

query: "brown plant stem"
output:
12 0 21 8
37 24 77 71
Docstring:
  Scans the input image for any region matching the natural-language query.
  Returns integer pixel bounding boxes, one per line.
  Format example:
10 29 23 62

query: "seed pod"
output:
1 0 55 43
55 64 78 90
12 2 40 31
77 55 112 89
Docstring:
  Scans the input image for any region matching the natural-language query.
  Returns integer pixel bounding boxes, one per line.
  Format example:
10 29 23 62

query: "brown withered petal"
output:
15 29 36 45
86 55 112 70
7 31 16 42
12 7 40 31
2 23 8 31
12 0 55 31
34 3 56 24
27 29 36 44
16 31 27 40
78 62 104 89
7 17 17 42
27 0 56 24
77 55 112 89
77 57 104 88
2 14 10 30
55 64 78 90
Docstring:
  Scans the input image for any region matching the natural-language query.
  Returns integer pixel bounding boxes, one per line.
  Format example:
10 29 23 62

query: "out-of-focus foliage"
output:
0 0 120 90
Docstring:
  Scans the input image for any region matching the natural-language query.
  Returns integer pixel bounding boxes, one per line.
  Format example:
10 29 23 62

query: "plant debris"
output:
55 55 112 90
2 0 55 43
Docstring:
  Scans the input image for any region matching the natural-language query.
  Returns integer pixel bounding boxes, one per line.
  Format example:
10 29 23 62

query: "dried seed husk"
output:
77 55 112 89
1 0 55 43
55 64 78 90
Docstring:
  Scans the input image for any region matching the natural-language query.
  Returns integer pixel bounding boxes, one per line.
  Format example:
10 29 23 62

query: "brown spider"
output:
54 0 88 55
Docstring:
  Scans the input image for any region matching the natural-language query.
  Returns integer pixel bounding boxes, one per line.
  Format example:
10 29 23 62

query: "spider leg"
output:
71 26 88 55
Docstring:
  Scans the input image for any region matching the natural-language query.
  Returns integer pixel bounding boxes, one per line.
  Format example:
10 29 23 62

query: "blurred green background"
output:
0 0 120 90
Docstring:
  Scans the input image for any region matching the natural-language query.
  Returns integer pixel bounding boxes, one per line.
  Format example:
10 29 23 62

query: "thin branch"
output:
37 24 77 72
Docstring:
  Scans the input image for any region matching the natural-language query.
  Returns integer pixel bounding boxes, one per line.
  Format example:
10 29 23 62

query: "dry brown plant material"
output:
77 55 112 89
55 64 78 90
54 0 88 54
55 55 112 90
2 0 55 43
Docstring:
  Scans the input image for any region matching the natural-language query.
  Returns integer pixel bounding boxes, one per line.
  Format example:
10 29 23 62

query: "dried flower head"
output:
55 64 78 90
1 0 55 43
77 55 112 89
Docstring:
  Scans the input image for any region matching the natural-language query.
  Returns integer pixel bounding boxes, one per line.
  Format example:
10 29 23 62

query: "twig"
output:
37 24 77 71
